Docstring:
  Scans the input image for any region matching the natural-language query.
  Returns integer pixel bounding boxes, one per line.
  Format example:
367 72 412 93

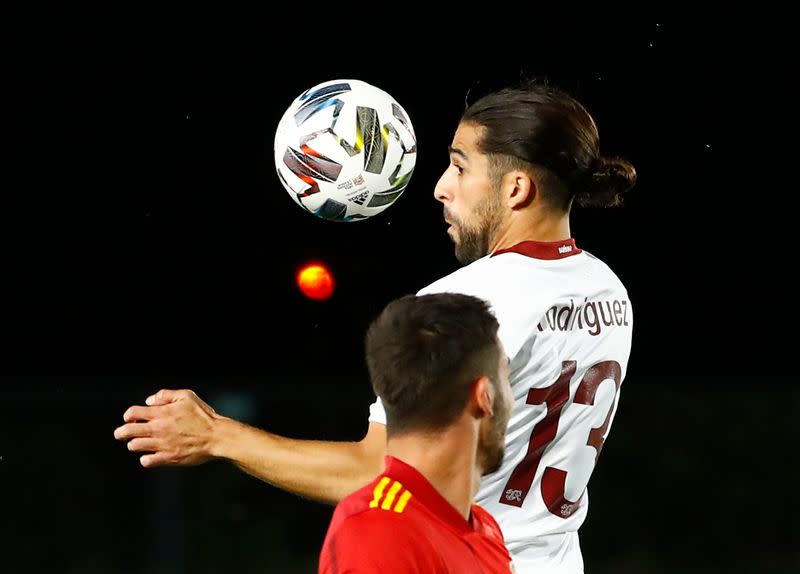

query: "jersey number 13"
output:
499 360 622 517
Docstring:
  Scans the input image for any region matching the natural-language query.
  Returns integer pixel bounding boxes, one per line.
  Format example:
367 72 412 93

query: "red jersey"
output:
319 456 514 573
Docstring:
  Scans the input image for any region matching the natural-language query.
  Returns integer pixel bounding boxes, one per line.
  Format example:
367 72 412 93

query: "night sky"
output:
3 15 795 574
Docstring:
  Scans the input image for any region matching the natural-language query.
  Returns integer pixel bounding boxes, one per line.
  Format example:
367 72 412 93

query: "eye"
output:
453 164 464 175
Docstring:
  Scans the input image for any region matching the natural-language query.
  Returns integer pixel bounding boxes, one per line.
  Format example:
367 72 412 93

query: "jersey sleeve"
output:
367 396 387 425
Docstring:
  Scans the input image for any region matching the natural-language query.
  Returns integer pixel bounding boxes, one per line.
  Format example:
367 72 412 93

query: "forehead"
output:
450 123 484 158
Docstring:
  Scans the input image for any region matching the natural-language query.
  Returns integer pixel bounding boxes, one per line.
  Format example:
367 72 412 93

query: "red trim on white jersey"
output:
491 238 582 260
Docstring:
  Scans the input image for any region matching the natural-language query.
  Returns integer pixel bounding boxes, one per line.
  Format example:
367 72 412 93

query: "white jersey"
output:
368 239 632 573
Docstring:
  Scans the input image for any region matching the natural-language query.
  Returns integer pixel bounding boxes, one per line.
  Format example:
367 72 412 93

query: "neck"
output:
491 210 571 253
386 422 481 520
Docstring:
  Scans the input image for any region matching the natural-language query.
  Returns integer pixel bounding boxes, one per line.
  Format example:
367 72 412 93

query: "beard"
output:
477 392 510 476
446 190 503 265
478 422 506 476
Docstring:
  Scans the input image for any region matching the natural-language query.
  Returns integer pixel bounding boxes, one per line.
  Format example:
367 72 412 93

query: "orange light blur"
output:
296 263 335 300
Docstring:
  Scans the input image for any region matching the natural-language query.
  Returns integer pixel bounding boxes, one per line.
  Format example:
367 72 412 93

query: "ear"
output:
471 376 494 419
502 171 535 209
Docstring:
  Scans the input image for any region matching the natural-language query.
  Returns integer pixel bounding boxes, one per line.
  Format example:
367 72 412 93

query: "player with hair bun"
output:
116 79 637 573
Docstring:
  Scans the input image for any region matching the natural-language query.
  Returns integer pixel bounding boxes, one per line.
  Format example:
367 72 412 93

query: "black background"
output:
3 14 796 574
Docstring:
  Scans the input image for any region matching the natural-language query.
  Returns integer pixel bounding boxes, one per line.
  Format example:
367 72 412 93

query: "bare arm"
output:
217 418 386 504
113 389 386 504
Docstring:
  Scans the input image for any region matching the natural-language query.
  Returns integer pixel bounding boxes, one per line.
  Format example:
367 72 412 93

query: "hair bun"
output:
575 156 638 207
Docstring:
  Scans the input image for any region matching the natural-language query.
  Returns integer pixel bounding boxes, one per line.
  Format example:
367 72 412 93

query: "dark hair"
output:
365 293 501 436
461 80 637 210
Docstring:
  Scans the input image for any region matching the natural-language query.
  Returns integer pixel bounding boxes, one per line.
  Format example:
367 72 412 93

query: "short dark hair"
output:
365 293 501 437
461 79 637 211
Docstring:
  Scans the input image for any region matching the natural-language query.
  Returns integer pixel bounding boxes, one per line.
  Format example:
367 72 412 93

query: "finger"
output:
146 389 189 406
122 405 161 423
114 422 152 441
140 452 172 468
127 438 159 453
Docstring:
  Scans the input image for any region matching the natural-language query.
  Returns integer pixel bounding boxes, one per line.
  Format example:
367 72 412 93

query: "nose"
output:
433 169 451 204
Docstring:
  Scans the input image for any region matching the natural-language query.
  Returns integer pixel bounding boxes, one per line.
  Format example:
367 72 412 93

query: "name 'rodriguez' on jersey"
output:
536 296 630 337
368 238 633 573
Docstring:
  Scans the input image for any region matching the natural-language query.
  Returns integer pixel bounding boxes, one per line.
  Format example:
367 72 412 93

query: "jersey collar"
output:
384 456 474 534
491 238 581 260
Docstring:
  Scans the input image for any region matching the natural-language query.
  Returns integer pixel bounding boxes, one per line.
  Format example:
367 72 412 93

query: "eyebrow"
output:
448 146 469 163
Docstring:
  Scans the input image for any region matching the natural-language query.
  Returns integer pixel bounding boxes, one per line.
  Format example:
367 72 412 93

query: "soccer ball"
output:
274 79 417 221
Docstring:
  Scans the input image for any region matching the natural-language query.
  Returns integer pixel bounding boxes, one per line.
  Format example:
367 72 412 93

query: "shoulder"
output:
580 250 629 293
419 249 628 295
417 256 520 306
327 474 420 538
321 487 439 573
470 503 506 547
417 258 491 297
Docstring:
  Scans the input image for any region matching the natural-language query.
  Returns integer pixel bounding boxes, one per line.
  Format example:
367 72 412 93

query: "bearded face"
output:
445 185 503 265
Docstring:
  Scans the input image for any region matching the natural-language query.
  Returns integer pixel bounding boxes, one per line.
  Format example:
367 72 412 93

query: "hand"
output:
113 389 222 468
